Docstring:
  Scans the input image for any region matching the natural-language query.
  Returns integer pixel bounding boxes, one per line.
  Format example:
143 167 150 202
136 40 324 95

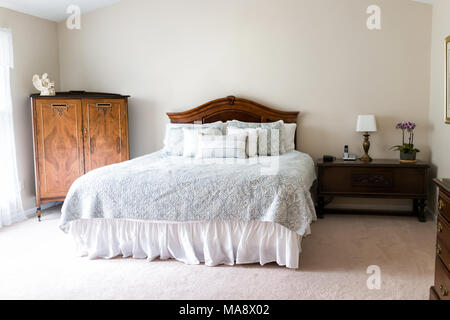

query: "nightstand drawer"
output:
351 171 393 188
319 167 426 196
438 192 450 223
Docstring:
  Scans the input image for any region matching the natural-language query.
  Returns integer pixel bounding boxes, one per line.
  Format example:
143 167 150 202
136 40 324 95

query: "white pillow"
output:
196 134 247 159
163 121 223 156
226 120 285 154
227 127 258 157
257 128 280 156
183 128 223 157
283 123 297 152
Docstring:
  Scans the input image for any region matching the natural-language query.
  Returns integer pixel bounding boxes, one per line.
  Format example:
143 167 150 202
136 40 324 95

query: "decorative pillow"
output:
226 120 262 129
227 127 258 157
183 128 223 157
256 128 280 156
196 134 247 159
163 121 223 156
283 123 297 152
226 120 285 154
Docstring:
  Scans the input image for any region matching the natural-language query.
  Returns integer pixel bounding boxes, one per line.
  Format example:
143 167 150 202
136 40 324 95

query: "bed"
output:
60 96 317 268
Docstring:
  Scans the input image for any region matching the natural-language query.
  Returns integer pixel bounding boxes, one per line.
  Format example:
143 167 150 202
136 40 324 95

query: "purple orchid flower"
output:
395 121 417 146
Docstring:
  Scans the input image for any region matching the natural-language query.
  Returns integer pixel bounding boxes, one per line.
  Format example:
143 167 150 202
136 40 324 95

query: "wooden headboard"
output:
167 96 298 125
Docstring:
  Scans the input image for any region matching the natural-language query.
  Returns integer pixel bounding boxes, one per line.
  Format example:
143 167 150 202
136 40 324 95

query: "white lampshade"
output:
356 115 377 132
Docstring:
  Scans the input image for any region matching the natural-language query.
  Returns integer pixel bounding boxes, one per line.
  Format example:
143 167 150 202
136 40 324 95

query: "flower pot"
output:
400 150 416 163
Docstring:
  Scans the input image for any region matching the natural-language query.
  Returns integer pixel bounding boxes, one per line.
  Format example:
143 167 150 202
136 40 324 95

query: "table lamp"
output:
356 115 377 162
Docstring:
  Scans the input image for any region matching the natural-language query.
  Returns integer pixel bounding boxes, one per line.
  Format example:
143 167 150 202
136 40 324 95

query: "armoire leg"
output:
37 207 41 222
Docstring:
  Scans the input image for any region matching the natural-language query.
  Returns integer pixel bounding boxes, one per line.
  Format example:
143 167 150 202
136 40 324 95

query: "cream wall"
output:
0 8 59 211
428 0 450 212
57 0 432 210
57 0 432 162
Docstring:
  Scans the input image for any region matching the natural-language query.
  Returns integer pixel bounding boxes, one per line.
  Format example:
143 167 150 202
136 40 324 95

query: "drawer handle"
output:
440 284 448 297
439 199 445 211
437 222 443 233
436 243 442 255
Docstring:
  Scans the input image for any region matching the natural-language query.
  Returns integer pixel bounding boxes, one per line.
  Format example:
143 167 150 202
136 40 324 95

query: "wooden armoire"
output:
31 92 130 221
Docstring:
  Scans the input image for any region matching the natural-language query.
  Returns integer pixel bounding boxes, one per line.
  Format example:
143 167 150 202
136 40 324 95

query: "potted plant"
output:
391 121 420 163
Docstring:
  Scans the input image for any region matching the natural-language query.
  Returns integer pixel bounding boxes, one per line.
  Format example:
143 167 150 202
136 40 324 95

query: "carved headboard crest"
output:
227 96 236 105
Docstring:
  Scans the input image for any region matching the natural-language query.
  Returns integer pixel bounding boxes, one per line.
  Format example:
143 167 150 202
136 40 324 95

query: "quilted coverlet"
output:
60 150 316 235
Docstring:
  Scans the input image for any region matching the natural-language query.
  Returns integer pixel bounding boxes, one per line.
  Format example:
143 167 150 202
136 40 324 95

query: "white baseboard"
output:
24 202 61 218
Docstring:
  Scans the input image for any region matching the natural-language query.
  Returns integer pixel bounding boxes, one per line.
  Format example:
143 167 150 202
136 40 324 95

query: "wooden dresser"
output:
31 92 130 221
316 159 429 221
430 178 450 300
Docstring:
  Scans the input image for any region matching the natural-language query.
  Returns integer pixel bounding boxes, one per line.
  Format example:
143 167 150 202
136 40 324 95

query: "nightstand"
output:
316 159 430 222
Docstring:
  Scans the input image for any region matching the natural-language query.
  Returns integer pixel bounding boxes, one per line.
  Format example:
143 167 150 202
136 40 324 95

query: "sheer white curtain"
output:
0 28 24 228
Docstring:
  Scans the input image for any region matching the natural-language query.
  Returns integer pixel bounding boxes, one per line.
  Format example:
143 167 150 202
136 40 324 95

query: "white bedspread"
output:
60 151 317 235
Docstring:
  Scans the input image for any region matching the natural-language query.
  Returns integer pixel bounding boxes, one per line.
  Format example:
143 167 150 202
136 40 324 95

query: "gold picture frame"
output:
445 36 450 123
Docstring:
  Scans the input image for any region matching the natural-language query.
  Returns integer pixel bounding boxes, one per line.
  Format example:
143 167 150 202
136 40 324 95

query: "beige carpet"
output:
0 207 436 300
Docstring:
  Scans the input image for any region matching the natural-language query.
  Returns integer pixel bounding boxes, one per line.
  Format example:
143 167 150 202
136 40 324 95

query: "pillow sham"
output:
226 120 284 154
283 123 297 152
226 120 262 129
183 127 223 157
256 128 280 156
196 134 247 159
163 121 223 156
226 127 258 157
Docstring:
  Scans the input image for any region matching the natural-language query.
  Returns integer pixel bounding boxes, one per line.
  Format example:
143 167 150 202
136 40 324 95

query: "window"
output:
0 28 24 227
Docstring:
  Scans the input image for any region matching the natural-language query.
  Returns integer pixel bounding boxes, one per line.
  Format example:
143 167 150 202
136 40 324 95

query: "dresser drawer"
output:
319 167 426 196
438 192 450 223
437 215 450 254
437 238 450 272
435 257 450 300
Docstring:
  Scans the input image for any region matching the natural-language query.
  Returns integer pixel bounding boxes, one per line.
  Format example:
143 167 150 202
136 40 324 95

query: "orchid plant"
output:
390 121 420 154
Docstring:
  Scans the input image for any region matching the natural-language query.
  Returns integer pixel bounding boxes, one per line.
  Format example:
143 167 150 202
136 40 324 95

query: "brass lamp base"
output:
360 153 372 162
361 132 372 162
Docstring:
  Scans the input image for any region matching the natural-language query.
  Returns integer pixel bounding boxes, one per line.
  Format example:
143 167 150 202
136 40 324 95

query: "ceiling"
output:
0 0 121 22
0 0 435 23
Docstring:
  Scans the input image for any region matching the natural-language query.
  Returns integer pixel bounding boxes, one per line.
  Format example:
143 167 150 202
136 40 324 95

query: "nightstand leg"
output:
413 199 419 216
418 199 426 222
317 196 325 219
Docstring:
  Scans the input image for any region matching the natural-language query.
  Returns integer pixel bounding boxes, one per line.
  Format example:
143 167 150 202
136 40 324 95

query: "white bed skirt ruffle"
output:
67 219 309 269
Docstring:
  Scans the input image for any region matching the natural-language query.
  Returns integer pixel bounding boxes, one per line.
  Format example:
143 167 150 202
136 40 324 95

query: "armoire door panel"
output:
34 99 84 199
83 99 129 172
